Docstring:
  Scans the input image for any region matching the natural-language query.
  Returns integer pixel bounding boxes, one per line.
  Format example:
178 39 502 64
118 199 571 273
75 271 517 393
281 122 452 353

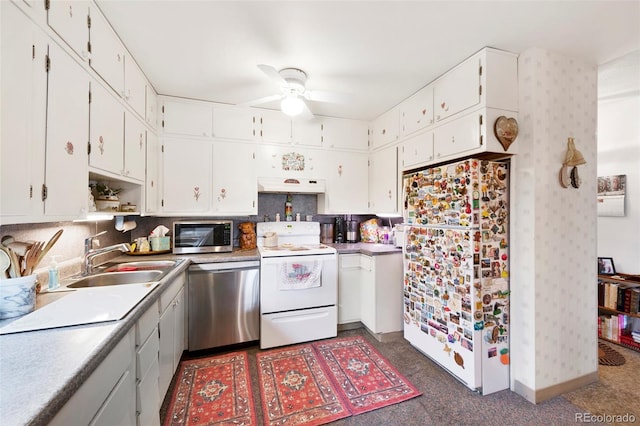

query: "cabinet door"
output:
124 111 146 181
368 145 397 214
359 255 376 331
124 55 147 118
161 138 211 213
434 55 481 122
291 117 322 147
317 151 368 214
90 80 124 175
146 86 158 129
145 132 159 213
1 4 47 223
321 117 369 150
212 105 255 140
256 145 318 178
47 0 90 61
89 369 136 426
89 8 124 94
44 42 89 219
433 111 481 161
212 142 257 215
161 98 212 137
400 84 434 136
338 254 362 324
158 302 173 400
258 109 292 144
137 360 160 426
173 288 185 368
399 130 433 171
370 106 399 150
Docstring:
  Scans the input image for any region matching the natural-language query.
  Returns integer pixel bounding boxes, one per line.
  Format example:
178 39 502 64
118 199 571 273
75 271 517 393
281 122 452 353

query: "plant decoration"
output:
91 183 122 200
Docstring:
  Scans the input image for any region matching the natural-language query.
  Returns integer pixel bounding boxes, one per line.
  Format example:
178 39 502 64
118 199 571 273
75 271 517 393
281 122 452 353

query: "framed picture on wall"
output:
598 257 616 275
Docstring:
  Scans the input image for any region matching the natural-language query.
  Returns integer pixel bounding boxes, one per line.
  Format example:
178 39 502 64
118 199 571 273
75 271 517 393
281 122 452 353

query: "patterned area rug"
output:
164 351 256 425
313 336 422 415
256 344 351 426
598 342 626 366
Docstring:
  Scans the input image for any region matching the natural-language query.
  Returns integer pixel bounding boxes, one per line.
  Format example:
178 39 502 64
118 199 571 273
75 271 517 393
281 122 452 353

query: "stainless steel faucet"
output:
83 231 131 275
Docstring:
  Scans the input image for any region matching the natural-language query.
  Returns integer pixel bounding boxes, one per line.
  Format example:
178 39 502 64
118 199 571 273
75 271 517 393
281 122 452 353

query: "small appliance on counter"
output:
334 217 345 243
346 220 359 243
320 223 334 244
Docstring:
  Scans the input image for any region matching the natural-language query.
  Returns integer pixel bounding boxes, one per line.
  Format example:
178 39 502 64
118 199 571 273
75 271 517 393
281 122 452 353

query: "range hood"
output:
258 177 326 194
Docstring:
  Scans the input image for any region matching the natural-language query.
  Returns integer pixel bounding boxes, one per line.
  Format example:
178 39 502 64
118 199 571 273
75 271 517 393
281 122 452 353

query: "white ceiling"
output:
96 0 640 121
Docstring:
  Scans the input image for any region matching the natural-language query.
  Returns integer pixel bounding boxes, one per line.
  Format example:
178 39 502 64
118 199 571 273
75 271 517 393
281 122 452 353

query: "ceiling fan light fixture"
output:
281 94 304 116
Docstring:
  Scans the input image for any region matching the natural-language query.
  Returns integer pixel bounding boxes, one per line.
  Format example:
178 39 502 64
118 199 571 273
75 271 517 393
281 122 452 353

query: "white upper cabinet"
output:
291 117 322 147
124 110 146 181
145 132 159 214
88 7 124 95
146 86 158 129
370 105 400 150
89 79 124 176
160 97 213 137
46 0 90 61
433 110 481 161
317 151 369 214
400 84 434 136
161 138 212 213
399 130 434 171
212 105 255 141
212 141 257 215
433 55 480 122
0 2 48 224
368 145 397 214
123 55 147 118
321 117 369 151
257 145 319 179
44 41 90 219
257 109 292 144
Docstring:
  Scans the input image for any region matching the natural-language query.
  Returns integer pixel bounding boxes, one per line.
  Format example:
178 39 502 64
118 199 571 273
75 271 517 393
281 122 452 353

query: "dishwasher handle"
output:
189 260 259 273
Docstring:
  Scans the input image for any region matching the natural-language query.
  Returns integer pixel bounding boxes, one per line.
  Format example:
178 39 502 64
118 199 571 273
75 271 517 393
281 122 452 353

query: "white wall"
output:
511 48 598 402
597 50 640 274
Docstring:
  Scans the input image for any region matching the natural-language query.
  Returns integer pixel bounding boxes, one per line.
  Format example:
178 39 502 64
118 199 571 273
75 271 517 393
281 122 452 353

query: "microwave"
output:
173 220 233 254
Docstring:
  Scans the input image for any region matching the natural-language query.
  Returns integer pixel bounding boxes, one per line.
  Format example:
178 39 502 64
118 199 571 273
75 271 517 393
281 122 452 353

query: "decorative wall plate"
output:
493 116 518 151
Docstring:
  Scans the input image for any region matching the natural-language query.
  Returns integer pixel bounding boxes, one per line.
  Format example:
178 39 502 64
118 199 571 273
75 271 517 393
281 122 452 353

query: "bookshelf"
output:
598 274 640 353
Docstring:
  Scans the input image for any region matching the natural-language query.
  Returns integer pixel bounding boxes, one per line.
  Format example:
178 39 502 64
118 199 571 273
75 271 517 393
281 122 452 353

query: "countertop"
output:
0 244 397 425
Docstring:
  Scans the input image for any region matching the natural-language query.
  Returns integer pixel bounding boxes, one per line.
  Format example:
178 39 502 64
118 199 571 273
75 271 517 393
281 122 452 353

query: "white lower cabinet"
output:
158 273 186 400
49 329 136 426
135 304 160 426
338 254 362 324
360 253 403 336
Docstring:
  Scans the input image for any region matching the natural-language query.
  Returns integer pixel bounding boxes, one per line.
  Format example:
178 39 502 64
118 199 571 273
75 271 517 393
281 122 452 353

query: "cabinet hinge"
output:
41 184 47 201
480 135 484 146
162 105 165 113
87 41 91 54
161 145 165 153
87 141 91 155
161 199 164 207
44 0 50 11
32 45 35 60
88 89 92 104
479 65 483 76
479 85 482 96
479 114 483 125
29 185 33 199
87 14 91 29
45 54 50 73
162 120 165 128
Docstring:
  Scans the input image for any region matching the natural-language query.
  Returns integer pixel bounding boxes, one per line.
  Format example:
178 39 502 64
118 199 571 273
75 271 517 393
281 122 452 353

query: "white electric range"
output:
256 221 338 349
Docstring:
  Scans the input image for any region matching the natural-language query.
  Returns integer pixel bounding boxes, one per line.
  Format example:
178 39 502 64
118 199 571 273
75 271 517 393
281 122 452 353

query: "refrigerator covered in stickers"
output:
402 158 510 395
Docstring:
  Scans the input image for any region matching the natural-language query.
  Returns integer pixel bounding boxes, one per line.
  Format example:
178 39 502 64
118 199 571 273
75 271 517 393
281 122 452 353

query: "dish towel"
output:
279 261 322 290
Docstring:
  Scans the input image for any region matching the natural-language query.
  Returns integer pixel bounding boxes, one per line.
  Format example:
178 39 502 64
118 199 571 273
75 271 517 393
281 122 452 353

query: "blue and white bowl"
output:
0 274 37 319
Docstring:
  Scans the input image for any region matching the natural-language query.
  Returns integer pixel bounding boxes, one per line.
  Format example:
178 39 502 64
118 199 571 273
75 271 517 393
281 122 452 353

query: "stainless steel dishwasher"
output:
188 260 260 351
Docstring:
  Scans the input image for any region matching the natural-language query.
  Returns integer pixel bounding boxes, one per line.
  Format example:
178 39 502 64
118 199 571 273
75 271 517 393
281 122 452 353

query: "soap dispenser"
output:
48 255 61 290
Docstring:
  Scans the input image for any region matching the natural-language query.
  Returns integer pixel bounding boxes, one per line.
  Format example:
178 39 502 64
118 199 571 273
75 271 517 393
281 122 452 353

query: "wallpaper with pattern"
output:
511 48 598 394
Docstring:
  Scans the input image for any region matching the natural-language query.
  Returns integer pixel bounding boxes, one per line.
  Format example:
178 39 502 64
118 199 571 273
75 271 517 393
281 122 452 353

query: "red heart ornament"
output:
494 116 518 151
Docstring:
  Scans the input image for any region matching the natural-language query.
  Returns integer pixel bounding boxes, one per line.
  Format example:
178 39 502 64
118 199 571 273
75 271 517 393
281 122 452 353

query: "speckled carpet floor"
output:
162 329 638 425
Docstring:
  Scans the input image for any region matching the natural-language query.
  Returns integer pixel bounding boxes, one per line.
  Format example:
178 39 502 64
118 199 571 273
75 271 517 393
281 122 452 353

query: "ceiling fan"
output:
241 64 350 117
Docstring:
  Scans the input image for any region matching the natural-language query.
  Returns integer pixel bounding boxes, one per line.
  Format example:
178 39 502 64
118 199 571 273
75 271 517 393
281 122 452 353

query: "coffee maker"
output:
334 217 345 243
346 220 358 243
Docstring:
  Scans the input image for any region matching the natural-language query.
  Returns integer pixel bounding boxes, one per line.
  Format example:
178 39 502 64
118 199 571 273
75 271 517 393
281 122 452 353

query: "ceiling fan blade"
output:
299 99 315 120
257 64 288 86
304 89 351 104
238 93 284 107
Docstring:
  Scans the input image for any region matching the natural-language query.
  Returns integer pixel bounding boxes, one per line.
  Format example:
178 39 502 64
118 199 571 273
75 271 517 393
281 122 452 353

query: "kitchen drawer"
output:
136 305 159 346
339 253 361 269
137 327 159 380
137 359 160 426
159 273 185 314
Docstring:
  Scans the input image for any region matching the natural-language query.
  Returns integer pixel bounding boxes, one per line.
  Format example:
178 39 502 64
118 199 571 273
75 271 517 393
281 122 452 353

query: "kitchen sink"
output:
67 270 165 288
102 260 177 272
